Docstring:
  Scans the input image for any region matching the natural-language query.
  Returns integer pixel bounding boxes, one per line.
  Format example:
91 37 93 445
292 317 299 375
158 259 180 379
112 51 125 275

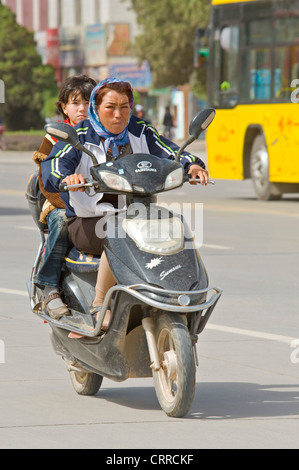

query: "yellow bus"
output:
205 0 299 199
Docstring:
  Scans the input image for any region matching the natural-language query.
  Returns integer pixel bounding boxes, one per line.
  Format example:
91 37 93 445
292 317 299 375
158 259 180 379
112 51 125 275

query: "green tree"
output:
0 1 57 130
127 0 210 89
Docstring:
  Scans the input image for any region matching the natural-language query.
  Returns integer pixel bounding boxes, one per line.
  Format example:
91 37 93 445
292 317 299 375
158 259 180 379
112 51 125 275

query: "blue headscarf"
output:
88 77 134 159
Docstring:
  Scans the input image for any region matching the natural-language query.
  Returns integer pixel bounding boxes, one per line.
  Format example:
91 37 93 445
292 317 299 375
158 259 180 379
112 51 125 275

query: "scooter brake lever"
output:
188 177 215 185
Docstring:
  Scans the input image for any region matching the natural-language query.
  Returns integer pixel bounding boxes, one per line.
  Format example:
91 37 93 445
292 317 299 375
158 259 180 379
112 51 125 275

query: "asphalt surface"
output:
0 146 298 450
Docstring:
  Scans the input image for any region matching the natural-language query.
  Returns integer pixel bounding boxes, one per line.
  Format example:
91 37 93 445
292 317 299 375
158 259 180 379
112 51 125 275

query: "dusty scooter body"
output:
27 108 222 418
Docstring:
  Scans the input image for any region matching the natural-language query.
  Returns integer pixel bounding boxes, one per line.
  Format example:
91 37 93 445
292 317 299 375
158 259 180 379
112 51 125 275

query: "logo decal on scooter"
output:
135 161 157 173
160 264 182 280
145 257 164 269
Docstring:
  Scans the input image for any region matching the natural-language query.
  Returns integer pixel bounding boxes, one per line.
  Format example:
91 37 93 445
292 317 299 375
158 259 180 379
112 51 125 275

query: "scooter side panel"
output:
49 291 152 381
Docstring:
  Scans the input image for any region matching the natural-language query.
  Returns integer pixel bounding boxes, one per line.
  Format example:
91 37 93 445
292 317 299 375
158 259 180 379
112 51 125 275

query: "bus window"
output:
219 26 239 107
246 19 272 46
274 13 299 43
210 28 221 107
273 47 288 98
209 24 239 108
273 47 299 100
273 6 299 100
291 48 299 81
241 48 271 101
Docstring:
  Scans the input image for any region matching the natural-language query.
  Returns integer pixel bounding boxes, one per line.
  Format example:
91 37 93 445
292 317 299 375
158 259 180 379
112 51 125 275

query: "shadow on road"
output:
93 382 299 420
190 382 299 420
94 384 161 412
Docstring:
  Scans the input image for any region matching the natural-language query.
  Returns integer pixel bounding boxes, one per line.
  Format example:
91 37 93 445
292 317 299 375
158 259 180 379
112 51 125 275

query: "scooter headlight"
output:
100 171 133 192
122 216 184 254
164 167 184 190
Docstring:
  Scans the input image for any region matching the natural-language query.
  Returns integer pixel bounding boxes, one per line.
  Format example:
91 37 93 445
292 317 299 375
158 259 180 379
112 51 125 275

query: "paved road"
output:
0 148 298 450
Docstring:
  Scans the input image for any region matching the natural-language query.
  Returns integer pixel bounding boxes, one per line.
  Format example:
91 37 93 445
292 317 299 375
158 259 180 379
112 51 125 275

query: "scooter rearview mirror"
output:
45 122 79 146
44 122 98 166
189 108 216 139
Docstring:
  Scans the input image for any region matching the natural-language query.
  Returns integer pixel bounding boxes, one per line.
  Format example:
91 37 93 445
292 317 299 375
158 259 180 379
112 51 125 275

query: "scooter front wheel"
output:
69 370 103 396
153 313 196 418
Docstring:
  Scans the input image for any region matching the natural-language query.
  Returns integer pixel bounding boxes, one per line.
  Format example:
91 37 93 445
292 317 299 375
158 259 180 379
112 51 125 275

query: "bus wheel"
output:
250 135 281 201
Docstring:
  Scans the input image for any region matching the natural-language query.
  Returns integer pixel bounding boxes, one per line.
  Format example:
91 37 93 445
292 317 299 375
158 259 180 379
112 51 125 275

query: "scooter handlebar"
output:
59 182 68 192
58 181 97 192
189 178 215 185
184 174 215 185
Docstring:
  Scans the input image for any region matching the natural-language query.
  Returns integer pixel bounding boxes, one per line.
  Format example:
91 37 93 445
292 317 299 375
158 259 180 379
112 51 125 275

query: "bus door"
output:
207 22 243 179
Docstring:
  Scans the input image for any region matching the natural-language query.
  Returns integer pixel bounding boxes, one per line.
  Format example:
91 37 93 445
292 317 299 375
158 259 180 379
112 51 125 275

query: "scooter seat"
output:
65 246 101 273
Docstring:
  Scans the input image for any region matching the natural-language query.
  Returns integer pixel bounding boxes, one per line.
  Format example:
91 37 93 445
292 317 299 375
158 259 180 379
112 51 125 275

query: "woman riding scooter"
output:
41 77 209 331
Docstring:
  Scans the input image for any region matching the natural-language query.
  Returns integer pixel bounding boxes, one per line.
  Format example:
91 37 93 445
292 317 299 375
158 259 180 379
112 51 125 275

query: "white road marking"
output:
0 189 25 196
206 323 296 344
0 288 28 297
201 243 232 250
205 203 299 218
17 226 36 231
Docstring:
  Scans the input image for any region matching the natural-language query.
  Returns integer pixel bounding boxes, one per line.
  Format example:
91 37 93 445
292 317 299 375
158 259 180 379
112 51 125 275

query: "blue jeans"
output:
35 208 70 288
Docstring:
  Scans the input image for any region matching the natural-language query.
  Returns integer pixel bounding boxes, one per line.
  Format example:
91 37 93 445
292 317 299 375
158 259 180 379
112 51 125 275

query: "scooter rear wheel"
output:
153 313 196 418
69 370 103 396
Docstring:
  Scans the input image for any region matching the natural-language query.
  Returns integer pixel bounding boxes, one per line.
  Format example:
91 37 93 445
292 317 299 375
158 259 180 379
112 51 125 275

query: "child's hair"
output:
56 75 97 119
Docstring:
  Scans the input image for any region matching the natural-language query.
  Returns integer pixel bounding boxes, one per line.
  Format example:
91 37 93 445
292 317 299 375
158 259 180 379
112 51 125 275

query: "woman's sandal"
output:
90 306 111 331
68 306 111 340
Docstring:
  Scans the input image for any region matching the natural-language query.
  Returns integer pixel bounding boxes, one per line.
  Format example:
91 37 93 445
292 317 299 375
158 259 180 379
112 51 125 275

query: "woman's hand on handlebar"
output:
188 164 209 186
62 173 86 192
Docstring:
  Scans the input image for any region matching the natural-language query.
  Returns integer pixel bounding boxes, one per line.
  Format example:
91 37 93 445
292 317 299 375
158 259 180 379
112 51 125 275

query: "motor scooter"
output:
26 108 222 418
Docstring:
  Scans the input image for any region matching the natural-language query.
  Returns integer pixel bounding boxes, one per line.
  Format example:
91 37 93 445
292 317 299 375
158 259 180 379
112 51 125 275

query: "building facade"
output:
2 0 151 91
2 0 137 32
2 0 194 137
